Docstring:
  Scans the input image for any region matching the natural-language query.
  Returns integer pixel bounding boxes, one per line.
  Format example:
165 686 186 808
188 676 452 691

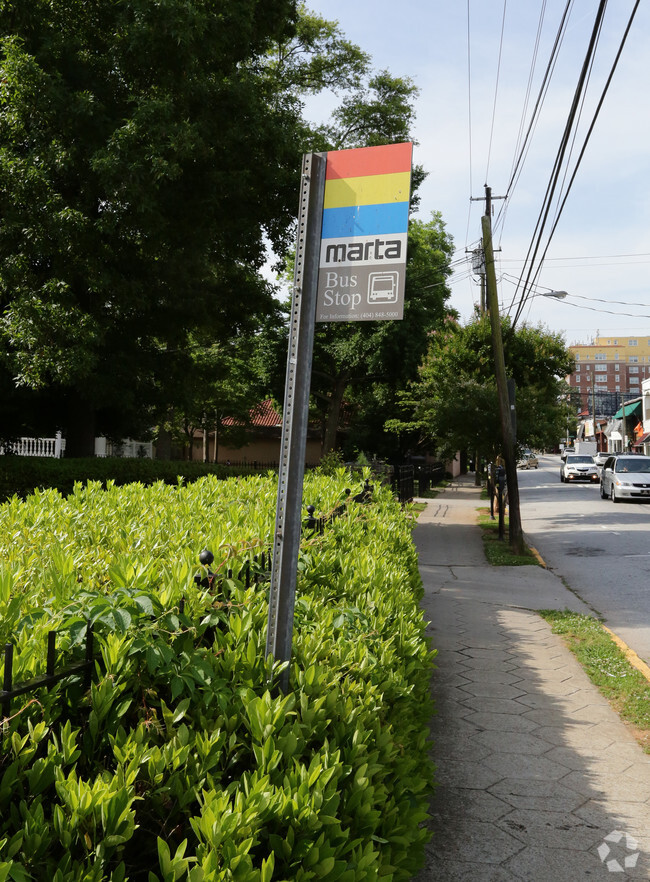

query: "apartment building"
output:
568 335 650 415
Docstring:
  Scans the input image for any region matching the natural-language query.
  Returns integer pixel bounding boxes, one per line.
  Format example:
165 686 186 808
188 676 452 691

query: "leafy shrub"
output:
0 457 276 503
0 473 435 881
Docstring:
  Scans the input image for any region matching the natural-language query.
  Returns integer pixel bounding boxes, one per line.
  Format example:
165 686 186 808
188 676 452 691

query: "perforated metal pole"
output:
266 152 326 692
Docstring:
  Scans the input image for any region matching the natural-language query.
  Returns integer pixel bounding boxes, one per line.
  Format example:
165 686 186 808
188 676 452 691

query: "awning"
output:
614 400 642 419
610 431 622 441
635 433 650 445
605 419 621 437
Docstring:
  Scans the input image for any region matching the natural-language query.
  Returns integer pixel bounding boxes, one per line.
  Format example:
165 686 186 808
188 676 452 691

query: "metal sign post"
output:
265 143 412 692
265 152 326 693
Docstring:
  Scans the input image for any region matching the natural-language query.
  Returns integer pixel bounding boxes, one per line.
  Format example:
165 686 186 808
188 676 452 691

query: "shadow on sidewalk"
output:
413 493 650 880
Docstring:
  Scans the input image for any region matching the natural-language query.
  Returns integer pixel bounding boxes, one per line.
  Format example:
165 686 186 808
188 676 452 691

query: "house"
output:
193 400 323 466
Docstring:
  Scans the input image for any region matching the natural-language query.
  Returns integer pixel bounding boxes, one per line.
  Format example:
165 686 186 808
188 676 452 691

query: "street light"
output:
540 290 568 299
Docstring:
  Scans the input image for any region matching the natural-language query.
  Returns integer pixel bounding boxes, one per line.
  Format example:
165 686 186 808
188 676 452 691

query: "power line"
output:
500 251 650 263
465 0 474 248
513 0 642 322
496 0 573 241
485 0 508 185
499 273 650 320
510 0 610 327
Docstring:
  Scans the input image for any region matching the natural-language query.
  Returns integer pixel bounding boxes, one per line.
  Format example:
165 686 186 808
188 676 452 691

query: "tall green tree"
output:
260 10 445 455
388 315 575 461
158 336 269 461
258 214 454 458
0 0 302 454
312 214 454 457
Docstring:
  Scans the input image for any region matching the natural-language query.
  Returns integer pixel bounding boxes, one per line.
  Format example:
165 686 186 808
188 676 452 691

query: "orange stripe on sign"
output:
325 142 412 181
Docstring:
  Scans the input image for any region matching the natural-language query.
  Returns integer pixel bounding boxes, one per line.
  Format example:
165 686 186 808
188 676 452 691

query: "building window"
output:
630 366 639 374
595 364 608 372
615 374 620 382
630 377 640 385
615 363 620 369
594 353 607 360
630 356 639 363
630 339 638 346
616 385 620 391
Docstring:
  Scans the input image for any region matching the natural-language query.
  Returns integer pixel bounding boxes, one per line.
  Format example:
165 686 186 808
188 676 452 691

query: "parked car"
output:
593 451 611 468
600 454 650 502
560 454 599 483
560 446 574 461
518 452 539 469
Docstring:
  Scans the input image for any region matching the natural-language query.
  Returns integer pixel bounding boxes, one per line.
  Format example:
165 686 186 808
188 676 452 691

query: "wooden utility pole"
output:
482 189 525 554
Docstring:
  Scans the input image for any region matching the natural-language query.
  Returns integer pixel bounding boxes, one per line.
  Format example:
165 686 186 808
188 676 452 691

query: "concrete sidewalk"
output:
413 477 650 881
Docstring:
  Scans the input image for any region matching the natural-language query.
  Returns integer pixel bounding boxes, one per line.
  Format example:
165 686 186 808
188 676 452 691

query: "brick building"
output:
568 334 650 415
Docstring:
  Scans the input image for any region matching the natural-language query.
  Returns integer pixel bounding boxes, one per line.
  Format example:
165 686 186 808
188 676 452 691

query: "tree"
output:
0 0 302 454
312 214 454 457
156 336 269 461
388 314 575 462
259 213 454 459
259 8 449 455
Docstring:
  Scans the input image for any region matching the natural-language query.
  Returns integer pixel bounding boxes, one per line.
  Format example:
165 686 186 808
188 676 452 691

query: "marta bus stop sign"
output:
316 142 412 322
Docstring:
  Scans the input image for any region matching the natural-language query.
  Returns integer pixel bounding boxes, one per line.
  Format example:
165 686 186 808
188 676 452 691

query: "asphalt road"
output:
516 453 650 664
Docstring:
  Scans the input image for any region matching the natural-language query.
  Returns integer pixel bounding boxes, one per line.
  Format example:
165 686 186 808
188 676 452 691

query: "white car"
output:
560 454 599 484
600 454 650 502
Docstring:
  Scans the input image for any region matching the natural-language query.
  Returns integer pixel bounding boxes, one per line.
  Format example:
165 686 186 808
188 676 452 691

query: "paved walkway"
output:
413 477 650 881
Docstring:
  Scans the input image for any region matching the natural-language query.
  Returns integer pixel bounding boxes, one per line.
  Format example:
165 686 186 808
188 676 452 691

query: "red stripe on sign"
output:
325 142 412 181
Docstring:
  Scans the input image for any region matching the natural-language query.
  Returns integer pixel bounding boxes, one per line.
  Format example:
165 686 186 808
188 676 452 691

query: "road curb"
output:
525 537 650 683
528 545 546 568
603 626 650 684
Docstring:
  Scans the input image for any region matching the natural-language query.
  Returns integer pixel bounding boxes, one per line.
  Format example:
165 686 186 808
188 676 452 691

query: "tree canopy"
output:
387 315 575 461
261 213 455 458
0 0 448 458
0 0 303 453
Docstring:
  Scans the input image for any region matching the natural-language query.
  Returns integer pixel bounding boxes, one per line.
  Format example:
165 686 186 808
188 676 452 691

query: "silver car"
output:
560 454 599 483
600 455 650 502
593 451 611 468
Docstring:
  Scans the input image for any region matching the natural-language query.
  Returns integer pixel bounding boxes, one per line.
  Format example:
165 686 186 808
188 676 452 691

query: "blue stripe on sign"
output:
321 201 409 238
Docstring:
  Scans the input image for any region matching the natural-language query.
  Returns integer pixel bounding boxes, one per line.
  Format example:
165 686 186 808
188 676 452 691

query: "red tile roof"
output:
222 399 282 428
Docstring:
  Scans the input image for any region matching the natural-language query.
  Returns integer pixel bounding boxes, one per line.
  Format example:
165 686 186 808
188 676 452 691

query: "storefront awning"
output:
614 400 642 419
635 433 650 445
610 431 622 440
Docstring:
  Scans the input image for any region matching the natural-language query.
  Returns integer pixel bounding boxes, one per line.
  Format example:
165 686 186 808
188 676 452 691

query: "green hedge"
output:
0 457 275 503
0 472 435 882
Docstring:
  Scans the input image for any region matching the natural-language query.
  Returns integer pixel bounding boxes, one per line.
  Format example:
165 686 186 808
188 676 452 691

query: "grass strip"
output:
540 610 650 753
477 508 538 567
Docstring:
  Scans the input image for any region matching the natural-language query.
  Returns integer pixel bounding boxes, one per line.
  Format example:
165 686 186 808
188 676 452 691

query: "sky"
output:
303 0 650 347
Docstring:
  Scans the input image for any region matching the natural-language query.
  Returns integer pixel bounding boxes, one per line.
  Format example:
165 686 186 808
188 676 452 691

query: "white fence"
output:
1 433 153 458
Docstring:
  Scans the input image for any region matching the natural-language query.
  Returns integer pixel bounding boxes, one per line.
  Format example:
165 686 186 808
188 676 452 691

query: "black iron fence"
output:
2 624 95 720
392 463 444 504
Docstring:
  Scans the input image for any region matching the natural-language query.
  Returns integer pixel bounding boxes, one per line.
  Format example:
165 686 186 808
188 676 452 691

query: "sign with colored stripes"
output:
316 142 412 322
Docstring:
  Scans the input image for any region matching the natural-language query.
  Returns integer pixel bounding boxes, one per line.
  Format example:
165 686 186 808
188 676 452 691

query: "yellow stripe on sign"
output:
323 171 411 209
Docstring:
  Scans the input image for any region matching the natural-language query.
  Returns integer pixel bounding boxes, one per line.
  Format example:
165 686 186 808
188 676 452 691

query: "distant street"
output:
516 454 650 664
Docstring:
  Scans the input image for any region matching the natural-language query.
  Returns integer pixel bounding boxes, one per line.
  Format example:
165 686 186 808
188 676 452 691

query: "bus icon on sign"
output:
367 271 399 304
